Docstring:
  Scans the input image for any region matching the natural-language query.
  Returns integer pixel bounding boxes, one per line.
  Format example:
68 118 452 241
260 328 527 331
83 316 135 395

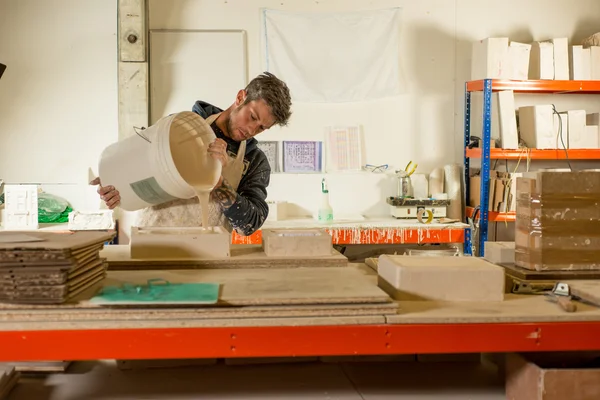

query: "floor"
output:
6 357 506 400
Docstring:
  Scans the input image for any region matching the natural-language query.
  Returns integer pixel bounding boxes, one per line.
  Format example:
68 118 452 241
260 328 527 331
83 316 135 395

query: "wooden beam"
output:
117 0 148 139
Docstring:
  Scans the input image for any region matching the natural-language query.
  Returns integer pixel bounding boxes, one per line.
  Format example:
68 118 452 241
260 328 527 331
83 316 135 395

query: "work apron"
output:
136 113 246 231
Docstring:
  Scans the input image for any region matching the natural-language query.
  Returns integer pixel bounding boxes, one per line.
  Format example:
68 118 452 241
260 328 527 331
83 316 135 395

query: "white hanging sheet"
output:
263 8 402 103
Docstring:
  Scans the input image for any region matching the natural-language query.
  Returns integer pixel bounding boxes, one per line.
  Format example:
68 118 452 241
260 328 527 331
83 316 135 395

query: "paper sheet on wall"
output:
263 8 402 103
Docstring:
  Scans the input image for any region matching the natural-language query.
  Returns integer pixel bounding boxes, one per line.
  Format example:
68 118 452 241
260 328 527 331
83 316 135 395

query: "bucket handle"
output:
134 126 151 143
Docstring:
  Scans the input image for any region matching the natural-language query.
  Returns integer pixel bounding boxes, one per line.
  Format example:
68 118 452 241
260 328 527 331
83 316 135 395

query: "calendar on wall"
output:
282 141 323 172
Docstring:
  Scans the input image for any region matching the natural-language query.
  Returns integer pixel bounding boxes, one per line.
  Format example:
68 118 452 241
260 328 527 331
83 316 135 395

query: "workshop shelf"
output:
466 206 515 223
466 79 600 94
463 79 600 257
465 148 600 160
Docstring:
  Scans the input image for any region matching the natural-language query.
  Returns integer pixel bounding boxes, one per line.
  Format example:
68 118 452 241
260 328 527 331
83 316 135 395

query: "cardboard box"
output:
506 353 600 400
515 171 600 271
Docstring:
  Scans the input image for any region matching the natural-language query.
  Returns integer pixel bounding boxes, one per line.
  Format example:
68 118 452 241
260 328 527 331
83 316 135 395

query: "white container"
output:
98 111 221 211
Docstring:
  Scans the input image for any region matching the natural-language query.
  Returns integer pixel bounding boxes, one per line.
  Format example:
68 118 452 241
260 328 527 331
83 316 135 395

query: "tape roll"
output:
417 208 434 224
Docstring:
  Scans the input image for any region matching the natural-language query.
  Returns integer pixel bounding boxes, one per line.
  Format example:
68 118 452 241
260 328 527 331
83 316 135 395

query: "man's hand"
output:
90 177 121 209
208 138 228 167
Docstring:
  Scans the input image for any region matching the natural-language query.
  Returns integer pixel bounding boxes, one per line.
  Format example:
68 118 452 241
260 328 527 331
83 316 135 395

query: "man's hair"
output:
243 72 292 126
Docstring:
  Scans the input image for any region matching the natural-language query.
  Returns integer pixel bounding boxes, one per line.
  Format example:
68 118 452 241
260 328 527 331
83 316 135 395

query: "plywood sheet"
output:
0 231 113 252
0 315 386 331
386 294 600 324
502 263 600 281
0 303 398 324
569 281 600 307
101 244 347 269
102 267 390 306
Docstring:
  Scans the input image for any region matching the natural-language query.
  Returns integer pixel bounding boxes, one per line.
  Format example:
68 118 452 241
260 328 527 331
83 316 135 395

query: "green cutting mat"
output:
89 279 219 305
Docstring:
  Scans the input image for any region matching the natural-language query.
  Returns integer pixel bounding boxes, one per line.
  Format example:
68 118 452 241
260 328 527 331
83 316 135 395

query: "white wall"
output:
149 0 600 218
1 0 600 222
0 0 117 211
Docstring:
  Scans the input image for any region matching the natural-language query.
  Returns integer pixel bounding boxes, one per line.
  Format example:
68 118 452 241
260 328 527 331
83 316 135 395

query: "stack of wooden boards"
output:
0 266 397 325
0 231 115 304
0 366 18 400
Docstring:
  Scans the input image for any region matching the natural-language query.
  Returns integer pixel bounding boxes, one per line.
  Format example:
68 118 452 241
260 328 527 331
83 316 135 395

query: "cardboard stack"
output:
515 171 600 271
0 231 115 304
469 170 521 213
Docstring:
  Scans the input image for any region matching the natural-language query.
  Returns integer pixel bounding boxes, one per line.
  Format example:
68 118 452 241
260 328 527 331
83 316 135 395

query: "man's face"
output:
226 90 276 141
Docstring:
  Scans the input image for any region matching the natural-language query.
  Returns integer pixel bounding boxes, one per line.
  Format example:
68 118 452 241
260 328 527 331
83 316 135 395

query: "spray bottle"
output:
318 178 333 223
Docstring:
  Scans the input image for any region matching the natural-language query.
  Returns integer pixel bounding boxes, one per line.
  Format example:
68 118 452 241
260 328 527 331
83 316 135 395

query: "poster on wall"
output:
262 8 402 103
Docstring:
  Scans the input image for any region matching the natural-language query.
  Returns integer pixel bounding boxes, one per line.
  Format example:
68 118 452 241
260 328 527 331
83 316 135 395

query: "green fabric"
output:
90 279 220 304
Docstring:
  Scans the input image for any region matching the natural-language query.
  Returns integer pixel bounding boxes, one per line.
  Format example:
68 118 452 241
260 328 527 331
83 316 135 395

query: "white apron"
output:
136 113 246 231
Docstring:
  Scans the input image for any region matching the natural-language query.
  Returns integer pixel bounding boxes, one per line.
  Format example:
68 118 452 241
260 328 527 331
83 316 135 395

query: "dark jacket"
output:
192 101 270 236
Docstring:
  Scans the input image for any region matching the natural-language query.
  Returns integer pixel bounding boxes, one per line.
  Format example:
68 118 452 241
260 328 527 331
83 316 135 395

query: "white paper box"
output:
529 41 554 80
518 105 555 149
567 110 590 148
591 47 600 80
497 90 519 148
571 45 592 80
508 42 531 80
585 125 599 149
471 38 509 80
552 38 570 80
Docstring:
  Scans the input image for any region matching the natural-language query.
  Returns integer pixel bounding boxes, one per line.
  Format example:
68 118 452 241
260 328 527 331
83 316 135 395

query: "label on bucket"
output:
130 177 178 205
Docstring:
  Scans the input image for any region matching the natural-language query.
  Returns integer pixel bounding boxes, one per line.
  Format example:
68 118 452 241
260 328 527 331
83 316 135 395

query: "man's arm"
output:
211 156 270 236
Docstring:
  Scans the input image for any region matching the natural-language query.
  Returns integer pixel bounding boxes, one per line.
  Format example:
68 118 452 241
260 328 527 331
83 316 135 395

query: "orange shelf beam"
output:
2 322 600 361
232 227 465 245
465 148 600 160
467 79 600 94
466 206 515 222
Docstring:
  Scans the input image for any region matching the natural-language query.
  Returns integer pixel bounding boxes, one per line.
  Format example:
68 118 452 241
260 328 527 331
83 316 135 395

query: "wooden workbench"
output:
0 263 599 361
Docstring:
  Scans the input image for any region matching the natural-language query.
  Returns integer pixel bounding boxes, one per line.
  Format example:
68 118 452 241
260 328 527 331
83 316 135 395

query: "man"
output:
92 72 292 236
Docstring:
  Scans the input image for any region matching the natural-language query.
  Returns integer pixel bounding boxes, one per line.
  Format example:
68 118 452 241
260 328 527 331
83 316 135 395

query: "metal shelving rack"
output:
463 79 600 256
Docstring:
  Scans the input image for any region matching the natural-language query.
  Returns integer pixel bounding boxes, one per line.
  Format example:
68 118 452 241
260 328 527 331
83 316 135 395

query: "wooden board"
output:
0 315 386 330
4 361 70 373
102 267 390 306
0 302 398 323
0 231 113 253
101 244 348 270
386 294 600 324
570 281 600 307
502 263 600 281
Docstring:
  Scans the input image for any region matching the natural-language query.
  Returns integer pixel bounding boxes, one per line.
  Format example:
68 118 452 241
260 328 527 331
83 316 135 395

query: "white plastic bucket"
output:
98 111 221 211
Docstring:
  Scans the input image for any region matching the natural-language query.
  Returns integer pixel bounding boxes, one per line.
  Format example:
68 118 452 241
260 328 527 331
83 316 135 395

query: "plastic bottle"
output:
318 178 333 223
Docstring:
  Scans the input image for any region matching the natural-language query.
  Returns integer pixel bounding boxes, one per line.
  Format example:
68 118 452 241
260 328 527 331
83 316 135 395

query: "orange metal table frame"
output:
232 227 465 245
1 322 599 361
